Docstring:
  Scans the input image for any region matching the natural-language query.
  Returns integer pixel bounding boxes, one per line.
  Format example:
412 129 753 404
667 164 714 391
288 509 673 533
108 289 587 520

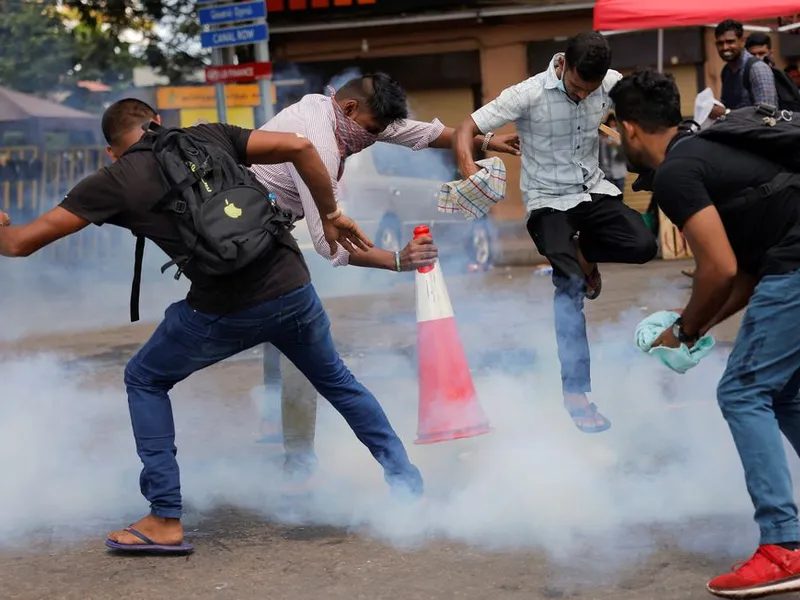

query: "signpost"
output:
200 23 268 49
198 0 273 125
205 61 273 84
198 1 266 26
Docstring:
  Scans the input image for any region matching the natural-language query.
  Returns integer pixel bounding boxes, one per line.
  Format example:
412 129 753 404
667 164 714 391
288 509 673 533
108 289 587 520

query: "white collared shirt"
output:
250 93 444 266
471 53 622 214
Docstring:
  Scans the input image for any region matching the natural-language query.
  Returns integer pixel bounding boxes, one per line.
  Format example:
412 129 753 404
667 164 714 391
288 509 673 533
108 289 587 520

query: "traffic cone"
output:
413 225 491 445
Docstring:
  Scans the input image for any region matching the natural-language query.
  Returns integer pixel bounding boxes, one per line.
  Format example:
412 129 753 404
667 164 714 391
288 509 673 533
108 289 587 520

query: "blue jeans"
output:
717 270 800 545
123 283 423 519
527 196 657 394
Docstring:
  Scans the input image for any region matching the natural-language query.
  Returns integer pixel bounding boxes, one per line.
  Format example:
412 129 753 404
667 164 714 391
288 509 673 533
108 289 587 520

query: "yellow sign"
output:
179 107 255 129
157 85 264 110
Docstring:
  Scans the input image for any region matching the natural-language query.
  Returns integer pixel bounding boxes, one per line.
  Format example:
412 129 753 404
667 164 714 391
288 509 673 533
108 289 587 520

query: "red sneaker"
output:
707 545 800 598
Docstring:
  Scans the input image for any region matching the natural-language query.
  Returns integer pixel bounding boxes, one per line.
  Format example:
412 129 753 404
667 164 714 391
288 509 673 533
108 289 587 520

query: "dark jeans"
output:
527 194 657 394
123 283 423 519
717 270 800 544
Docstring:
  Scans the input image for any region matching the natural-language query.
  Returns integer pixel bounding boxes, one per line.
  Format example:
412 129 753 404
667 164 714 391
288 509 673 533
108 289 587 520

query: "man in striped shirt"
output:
250 73 521 483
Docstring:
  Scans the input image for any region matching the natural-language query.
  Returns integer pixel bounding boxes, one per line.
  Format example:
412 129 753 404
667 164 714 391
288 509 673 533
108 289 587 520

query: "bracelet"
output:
394 251 402 272
480 132 495 152
326 207 342 221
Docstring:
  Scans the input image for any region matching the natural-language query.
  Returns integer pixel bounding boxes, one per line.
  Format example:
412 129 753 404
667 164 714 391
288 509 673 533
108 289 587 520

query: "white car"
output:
338 143 493 267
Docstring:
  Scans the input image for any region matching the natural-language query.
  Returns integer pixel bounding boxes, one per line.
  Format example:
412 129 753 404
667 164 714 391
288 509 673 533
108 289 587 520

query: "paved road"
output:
3 261 798 600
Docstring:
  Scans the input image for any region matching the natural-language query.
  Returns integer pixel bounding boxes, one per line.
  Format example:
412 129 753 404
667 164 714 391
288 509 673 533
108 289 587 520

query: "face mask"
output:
556 68 567 94
329 86 378 161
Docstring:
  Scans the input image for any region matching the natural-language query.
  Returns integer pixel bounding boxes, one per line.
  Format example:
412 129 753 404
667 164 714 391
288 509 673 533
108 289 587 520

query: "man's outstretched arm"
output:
452 83 527 178
0 208 89 258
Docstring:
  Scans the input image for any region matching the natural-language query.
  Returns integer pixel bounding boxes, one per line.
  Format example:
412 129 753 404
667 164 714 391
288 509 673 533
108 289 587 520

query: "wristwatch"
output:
672 317 699 345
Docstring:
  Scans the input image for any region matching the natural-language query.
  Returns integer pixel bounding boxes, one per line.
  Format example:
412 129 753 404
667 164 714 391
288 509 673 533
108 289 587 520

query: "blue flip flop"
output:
105 526 194 555
566 402 612 434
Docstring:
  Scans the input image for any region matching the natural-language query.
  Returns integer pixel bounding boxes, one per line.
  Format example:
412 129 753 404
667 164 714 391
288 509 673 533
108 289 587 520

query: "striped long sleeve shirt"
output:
249 93 445 266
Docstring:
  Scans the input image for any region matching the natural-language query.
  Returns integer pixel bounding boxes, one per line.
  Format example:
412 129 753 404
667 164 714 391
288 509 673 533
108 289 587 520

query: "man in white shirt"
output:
452 32 658 434
250 72 520 481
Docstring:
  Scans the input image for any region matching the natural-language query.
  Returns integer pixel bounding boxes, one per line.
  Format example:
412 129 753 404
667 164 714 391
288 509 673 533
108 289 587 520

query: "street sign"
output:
200 23 268 48
205 61 272 84
198 1 267 27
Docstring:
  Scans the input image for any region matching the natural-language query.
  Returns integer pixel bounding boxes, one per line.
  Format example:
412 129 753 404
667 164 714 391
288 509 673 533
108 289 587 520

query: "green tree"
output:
63 0 207 83
0 1 76 94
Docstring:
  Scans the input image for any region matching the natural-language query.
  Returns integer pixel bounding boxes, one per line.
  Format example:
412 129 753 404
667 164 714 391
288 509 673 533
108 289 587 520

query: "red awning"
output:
594 0 800 31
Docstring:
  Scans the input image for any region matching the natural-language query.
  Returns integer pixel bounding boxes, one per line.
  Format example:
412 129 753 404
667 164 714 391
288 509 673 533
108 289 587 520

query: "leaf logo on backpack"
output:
126 121 296 323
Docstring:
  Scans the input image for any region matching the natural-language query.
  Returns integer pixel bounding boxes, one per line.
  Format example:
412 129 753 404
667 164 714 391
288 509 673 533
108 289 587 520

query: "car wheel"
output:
376 215 402 252
468 220 493 268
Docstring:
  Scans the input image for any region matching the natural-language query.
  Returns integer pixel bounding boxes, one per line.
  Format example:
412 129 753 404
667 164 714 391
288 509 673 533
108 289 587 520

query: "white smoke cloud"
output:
0 264 777 584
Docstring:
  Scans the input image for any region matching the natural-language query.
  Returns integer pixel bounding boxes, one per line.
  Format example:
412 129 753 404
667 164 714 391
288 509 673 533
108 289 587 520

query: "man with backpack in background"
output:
744 32 800 108
0 98 426 555
612 68 800 598
250 72 521 487
710 20 800 119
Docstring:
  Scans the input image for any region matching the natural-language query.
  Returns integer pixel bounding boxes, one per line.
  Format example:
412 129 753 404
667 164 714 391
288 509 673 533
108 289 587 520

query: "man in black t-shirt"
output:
0 99 424 555
611 70 800 598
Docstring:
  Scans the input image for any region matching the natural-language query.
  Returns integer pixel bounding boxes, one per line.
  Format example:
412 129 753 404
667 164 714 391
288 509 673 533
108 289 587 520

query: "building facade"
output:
265 0 800 222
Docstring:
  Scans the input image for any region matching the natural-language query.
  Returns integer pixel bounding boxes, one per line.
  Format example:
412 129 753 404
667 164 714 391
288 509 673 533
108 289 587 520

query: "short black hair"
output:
785 62 799 74
715 19 744 39
609 69 683 133
564 31 612 82
101 98 157 146
337 72 408 126
745 32 771 50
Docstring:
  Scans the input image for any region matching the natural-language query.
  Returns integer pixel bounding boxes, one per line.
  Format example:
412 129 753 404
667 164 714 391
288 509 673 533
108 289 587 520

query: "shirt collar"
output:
543 53 564 90
728 49 752 73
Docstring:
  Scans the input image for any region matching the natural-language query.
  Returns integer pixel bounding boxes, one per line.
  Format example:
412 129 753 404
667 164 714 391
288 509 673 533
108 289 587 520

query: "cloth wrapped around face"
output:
437 157 507 220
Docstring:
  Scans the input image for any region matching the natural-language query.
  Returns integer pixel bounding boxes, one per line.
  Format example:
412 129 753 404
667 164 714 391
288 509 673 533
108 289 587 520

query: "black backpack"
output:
125 121 295 322
743 56 800 112
632 105 800 202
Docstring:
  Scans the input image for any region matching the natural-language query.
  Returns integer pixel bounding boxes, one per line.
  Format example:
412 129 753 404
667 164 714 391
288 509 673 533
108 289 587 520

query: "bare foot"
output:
107 514 184 547
563 393 611 433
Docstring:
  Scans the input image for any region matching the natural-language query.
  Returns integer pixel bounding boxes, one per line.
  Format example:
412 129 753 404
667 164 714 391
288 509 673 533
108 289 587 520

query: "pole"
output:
212 47 228 123
657 28 664 73
255 40 274 126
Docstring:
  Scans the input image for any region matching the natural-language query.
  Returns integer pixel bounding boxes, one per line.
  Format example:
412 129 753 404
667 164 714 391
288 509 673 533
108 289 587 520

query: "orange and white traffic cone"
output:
413 225 491 445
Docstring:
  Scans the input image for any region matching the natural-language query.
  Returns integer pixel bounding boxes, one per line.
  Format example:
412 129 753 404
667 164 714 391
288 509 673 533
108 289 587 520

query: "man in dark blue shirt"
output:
710 20 777 119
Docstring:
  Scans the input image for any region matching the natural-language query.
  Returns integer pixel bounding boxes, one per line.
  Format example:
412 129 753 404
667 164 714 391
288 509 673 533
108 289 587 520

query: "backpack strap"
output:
130 235 146 323
728 171 800 211
742 55 758 96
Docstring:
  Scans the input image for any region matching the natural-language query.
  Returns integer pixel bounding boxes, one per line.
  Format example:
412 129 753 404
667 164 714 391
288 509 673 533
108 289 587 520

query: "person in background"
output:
612 67 800 599
745 31 774 65
251 72 521 485
709 20 777 120
452 31 658 434
786 63 800 89
599 113 627 193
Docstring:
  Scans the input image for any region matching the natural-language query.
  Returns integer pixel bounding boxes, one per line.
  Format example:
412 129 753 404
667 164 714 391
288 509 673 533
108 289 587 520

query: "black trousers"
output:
527 194 658 393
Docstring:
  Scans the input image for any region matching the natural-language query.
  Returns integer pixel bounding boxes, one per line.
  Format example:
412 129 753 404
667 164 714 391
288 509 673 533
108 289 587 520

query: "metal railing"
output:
1 146 130 263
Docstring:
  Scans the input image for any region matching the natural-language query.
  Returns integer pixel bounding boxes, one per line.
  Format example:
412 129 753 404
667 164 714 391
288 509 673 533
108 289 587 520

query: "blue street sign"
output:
198 1 266 27
200 23 268 49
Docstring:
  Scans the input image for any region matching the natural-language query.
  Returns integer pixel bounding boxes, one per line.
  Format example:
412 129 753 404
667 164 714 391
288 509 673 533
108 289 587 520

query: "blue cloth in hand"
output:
634 310 716 374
